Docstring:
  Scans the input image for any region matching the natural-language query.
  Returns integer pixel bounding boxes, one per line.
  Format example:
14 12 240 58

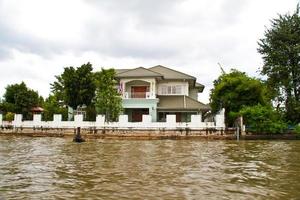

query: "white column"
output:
122 81 126 98
0 114 2 125
152 80 156 98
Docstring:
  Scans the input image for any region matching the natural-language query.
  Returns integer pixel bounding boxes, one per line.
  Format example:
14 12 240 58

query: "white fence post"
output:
74 114 83 127
142 115 152 128
53 114 62 127
215 108 225 128
96 115 105 127
0 114 2 126
118 115 128 127
33 114 42 126
142 115 152 123
191 115 202 127
166 115 176 128
13 114 23 127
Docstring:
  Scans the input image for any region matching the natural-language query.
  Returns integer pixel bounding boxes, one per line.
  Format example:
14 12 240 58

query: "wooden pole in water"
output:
73 127 85 143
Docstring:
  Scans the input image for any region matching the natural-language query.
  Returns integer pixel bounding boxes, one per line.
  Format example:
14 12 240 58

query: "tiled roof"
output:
149 65 196 80
115 69 130 74
157 95 210 111
116 67 163 78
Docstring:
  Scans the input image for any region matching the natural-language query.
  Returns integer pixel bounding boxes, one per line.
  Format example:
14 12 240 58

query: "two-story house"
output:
116 65 210 122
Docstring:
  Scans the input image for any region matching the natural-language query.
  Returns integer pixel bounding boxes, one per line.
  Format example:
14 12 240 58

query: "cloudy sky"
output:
0 0 298 103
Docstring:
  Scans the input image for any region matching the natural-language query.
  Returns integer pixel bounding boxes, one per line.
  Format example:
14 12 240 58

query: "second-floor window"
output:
161 85 183 95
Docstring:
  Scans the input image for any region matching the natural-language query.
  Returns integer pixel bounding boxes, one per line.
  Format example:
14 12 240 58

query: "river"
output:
0 137 299 199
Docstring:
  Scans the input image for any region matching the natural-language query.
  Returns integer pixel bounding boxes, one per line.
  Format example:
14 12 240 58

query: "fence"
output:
0 109 225 130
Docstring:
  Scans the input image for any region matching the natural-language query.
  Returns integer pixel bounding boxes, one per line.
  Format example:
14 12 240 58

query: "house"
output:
116 65 210 122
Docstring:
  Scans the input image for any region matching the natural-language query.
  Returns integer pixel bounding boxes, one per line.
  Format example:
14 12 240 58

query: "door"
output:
132 109 149 122
131 86 147 98
176 112 181 122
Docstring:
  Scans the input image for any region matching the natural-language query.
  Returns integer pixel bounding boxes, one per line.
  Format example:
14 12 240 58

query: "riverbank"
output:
0 127 299 140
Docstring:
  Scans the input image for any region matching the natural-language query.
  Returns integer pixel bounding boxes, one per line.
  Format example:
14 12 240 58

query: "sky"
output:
0 0 299 104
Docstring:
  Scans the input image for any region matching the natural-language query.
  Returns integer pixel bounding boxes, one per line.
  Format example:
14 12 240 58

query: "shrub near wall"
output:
240 104 287 134
4 112 14 122
295 125 300 135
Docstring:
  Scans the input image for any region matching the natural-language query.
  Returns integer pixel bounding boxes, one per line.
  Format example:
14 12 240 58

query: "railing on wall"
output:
123 92 155 99
0 109 226 130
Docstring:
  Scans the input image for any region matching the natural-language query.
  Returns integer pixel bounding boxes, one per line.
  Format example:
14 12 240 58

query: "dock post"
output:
73 127 85 143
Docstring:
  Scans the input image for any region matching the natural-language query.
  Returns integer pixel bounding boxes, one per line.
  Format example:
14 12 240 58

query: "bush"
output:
4 112 14 122
240 104 287 134
295 124 300 135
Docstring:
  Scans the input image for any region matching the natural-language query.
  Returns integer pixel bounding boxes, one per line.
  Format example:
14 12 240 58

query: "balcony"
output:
123 92 156 99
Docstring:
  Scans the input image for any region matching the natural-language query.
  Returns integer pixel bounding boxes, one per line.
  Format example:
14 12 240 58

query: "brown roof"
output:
116 67 163 78
115 65 205 92
195 82 204 92
31 107 44 112
157 95 210 111
149 65 196 80
115 69 130 74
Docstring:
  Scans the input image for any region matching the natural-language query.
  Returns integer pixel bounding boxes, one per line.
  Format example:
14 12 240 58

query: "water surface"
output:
0 137 300 199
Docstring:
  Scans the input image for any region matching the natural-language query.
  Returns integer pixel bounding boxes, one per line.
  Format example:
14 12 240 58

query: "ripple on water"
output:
0 137 300 200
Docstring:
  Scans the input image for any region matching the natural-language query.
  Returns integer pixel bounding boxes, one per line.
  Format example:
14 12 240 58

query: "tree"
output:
210 69 269 126
51 62 96 110
42 95 68 121
94 68 122 122
1 82 41 119
258 5 300 123
239 104 287 134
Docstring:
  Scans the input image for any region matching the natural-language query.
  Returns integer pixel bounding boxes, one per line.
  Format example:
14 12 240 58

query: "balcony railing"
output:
123 92 155 99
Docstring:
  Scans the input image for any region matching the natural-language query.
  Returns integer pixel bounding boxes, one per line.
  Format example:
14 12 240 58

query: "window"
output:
161 86 167 94
173 85 182 94
160 85 183 95
168 86 172 94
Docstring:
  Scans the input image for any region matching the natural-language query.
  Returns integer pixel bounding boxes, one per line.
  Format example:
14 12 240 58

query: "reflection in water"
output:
0 137 300 199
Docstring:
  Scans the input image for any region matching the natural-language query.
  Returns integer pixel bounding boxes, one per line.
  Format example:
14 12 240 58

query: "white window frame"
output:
159 85 184 95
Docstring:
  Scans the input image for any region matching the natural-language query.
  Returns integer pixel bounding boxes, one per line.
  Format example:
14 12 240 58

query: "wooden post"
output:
73 127 85 143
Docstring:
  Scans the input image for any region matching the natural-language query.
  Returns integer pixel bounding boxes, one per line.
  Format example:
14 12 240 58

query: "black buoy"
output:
73 127 85 143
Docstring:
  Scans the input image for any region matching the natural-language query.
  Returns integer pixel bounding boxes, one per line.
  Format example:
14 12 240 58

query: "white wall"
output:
8 112 225 130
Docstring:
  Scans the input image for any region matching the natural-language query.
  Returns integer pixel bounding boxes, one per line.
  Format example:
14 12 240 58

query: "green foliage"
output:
85 104 97 121
4 112 14 122
295 124 300 134
51 62 96 110
258 5 300 123
240 104 287 134
94 68 122 122
2 82 41 119
42 95 68 121
210 69 270 126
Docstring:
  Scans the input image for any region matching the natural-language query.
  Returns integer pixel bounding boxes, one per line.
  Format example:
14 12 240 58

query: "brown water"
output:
0 137 300 200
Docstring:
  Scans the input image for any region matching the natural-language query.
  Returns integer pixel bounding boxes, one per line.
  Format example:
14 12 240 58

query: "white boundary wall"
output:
0 110 226 130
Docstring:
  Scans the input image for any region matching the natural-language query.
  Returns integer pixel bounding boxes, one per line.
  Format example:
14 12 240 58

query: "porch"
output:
120 79 156 99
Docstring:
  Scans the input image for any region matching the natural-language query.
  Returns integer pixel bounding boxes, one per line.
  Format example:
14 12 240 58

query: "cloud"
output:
0 0 299 103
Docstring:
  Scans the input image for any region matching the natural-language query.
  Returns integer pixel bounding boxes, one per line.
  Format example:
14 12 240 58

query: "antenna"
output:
218 63 226 74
